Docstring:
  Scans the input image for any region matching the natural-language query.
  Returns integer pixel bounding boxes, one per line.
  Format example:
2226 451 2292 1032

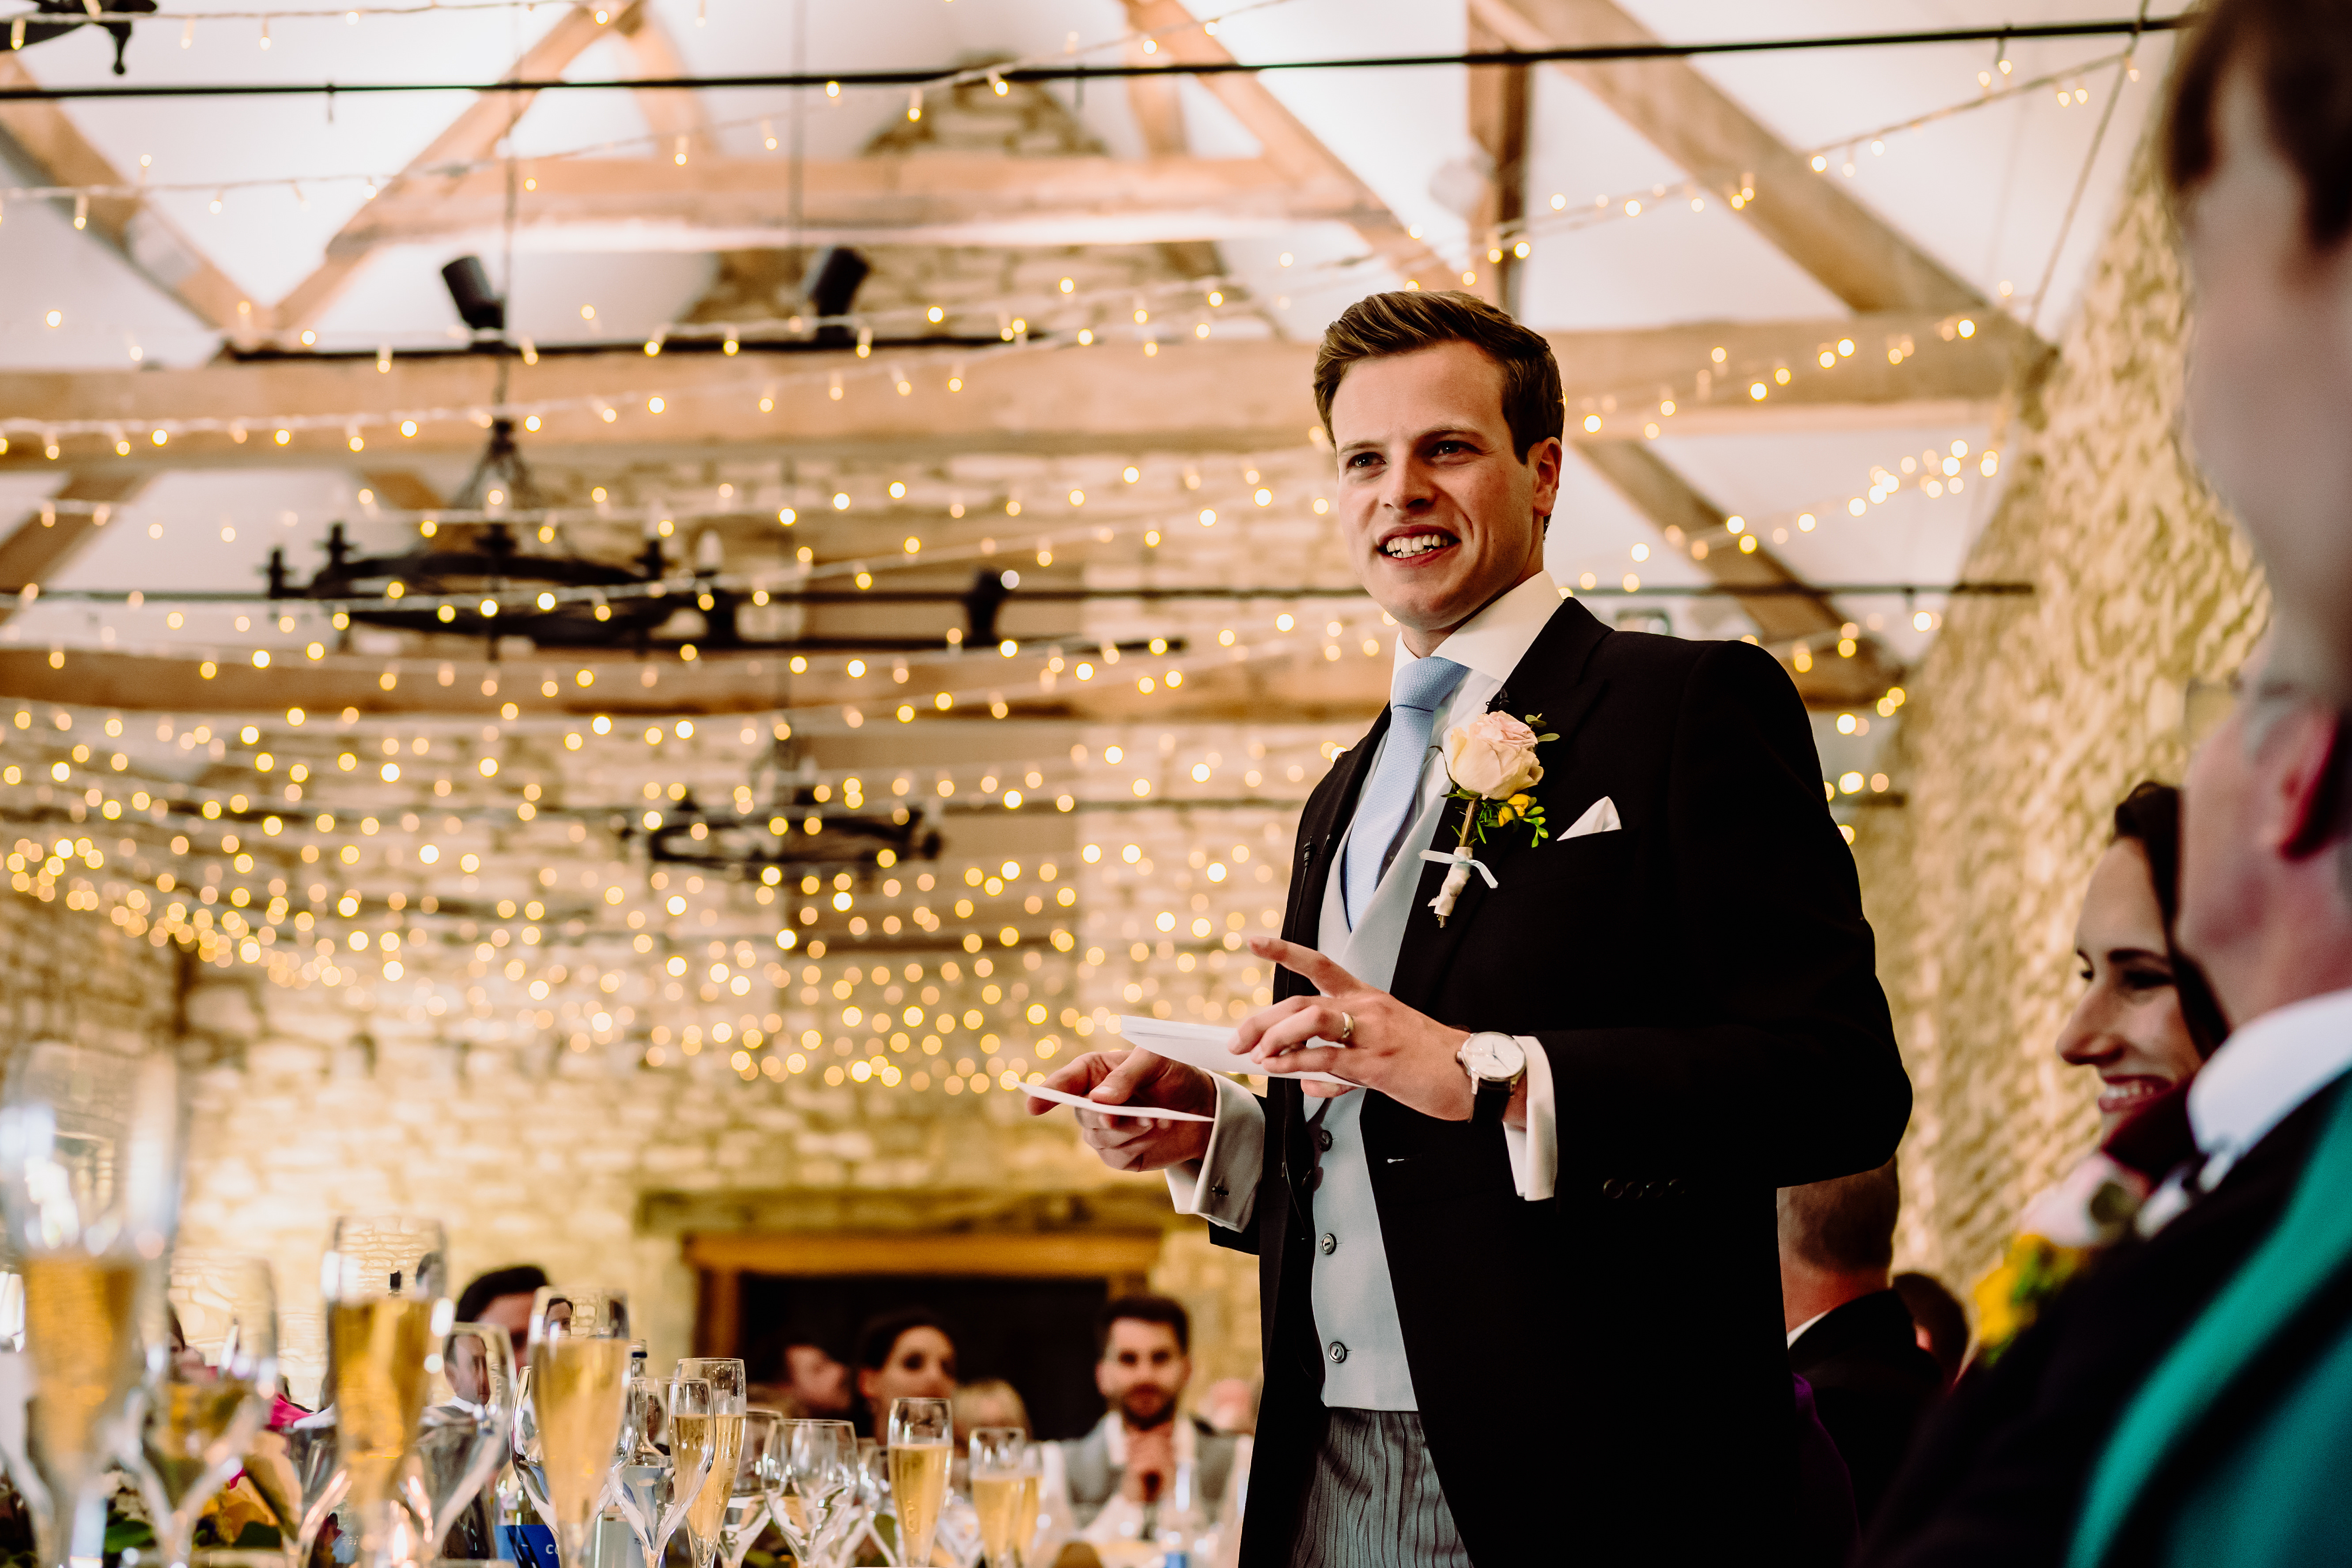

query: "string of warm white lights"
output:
4 36 2127 376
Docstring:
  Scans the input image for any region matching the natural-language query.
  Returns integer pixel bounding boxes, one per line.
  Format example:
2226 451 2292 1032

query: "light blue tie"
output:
1342 654 1467 930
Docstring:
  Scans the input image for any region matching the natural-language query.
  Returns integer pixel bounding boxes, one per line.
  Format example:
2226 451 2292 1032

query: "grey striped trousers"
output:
1292 1408 1472 1568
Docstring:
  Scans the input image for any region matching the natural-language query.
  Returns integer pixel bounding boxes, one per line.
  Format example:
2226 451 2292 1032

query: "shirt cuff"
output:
1501 1035 1555 1201
1165 1073 1263 1230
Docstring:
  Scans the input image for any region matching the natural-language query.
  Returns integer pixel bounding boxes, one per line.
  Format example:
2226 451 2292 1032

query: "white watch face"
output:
1463 1033 1525 1082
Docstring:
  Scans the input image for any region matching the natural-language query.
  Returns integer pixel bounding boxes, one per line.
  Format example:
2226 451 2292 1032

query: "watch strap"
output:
1471 1072 1514 1126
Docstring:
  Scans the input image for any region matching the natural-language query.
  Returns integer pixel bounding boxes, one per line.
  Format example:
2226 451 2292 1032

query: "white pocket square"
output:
1562 795 1622 839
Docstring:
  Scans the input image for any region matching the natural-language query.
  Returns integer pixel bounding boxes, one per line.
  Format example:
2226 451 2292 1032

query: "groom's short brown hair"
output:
1313 291 1564 460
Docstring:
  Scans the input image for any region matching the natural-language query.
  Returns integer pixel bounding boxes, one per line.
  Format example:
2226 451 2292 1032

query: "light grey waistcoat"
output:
1305 745 1455 1410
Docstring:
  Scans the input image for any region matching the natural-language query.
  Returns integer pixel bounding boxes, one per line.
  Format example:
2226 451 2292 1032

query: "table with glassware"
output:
0 1040 1058 1568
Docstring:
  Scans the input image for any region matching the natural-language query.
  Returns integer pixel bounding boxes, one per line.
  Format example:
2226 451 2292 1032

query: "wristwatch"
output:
1456 1032 1528 1126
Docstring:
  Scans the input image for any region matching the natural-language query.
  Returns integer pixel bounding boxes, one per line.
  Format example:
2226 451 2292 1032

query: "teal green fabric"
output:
2068 1077 2352 1568
2155 1307 2352 1566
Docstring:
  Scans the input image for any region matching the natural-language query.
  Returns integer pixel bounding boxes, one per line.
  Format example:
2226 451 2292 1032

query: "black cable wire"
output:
0 14 2193 102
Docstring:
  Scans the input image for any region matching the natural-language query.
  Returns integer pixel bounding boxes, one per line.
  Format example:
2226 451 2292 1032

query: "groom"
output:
1032 291 1909 1565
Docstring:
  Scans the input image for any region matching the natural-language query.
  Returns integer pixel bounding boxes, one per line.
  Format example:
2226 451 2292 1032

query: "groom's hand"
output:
1235 937 1476 1121
1031 1047 1217 1169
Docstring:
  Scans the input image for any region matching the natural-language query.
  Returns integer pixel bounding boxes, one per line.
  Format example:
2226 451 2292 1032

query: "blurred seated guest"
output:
786 1338 853 1417
453 1264 547 1359
953 1379 1031 1443
1861 646 2332 1568
1201 1378 1257 1436
1062 1296 1237 1541
1780 1160 1947 1525
1974 783 2229 1366
1893 1272 1970 1389
853 1308 958 1437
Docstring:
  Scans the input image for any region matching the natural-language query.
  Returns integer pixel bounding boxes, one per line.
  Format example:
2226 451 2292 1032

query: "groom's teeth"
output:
1382 533 1452 558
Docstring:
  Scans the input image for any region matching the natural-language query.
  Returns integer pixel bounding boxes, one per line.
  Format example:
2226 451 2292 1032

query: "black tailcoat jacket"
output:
1218 597 1910 1567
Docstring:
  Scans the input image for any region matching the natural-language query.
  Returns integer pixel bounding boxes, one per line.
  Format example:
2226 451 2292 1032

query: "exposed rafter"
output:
1468 0 2012 322
1120 0 1452 286
1464 10 1532 314
0 314 2008 473
269 1 650 333
0 58 251 334
1577 439 1902 703
321 153 1398 255
0 473 150 627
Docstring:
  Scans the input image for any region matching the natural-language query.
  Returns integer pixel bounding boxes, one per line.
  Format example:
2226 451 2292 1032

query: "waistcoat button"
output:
1328 1341 1349 1364
1319 1233 1337 1255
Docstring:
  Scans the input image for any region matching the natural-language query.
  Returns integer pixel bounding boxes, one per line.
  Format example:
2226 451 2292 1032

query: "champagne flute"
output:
673 1357 745 1568
405 1320 520 1560
0 1042 183 1568
968 1428 1039 1568
716 1409 779 1568
136 1251 276 1568
612 1375 711 1568
525 1287 631 1568
887 1398 952 1568
774 1417 856 1566
321 1216 448 1568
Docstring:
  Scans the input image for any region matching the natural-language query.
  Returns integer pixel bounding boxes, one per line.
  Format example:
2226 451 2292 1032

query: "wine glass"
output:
968 1428 1039 1568
774 1417 856 1567
887 1398 952 1568
524 1287 631 1568
673 1357 745 1568
402 1320 520 1560
613 1375 711 1568
716 1409 779 1568
135 1251 276 1568
321 1215 449 1568
0 1042 183 1568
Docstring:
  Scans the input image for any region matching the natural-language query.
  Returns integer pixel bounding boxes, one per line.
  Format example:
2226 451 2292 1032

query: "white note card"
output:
1116 1014 1352 1087
1018 1081 1215 1121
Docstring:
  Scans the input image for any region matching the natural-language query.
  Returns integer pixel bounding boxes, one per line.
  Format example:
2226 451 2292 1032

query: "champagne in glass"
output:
525 1287 631 1568
968 1428 1039 1568
0 1043 182 1568
887 1398 952 1568
612 1375 711 1568
716 1409 778 1568
672 1357 745 1568
136 1252 276 1568
321 1216 449 1568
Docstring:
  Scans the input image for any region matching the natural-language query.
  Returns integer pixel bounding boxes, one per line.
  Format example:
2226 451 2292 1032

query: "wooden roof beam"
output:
0 473 151 627
1469 0 2014 324
269 1 649 333
0 314 2011 473
0 58 252 334
1577 439 1902 705
1120 0 1452 285
322 153 1398 255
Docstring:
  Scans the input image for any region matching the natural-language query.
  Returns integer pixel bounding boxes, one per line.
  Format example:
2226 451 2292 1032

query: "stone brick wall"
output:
1855 145 2269 1292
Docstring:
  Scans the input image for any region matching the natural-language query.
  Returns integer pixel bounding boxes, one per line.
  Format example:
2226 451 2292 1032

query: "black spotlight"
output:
801 247 870 347
441 255 506 335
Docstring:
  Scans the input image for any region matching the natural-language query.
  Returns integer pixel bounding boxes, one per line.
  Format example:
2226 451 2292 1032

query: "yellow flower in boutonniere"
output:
1424 713 1558 925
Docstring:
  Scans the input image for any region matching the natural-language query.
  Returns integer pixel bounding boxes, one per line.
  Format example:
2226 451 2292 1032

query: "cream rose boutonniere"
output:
1422 710 1557 925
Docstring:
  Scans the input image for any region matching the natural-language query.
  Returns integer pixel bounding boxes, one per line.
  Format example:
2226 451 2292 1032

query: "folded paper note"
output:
1018 1080 1215 1121
1117 1014 1352 1087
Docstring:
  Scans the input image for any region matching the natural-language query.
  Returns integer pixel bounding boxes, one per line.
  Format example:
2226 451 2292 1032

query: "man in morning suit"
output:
1030 291 1910 1566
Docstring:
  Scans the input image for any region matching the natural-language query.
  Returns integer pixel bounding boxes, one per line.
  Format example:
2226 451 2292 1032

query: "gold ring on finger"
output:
1339 1011 1354 1043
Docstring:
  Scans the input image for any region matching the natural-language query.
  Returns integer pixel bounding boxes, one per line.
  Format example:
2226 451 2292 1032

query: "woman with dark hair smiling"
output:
852 1307 959 1438
2056 782 2230 1134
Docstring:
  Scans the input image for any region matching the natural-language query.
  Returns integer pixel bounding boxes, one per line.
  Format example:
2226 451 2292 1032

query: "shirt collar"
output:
1786 1311 1829 1349
2187 984 2352 1180
1391 571 1564 688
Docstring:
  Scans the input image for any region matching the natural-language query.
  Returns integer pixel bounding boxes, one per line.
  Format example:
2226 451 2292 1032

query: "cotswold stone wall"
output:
1856 148 2269 1291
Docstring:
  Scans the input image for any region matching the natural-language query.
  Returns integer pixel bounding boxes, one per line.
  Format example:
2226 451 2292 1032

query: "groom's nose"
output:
1380 456 1437 512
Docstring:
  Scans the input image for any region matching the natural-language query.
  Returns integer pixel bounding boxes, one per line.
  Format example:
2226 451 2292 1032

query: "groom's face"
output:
1329 340 1560 647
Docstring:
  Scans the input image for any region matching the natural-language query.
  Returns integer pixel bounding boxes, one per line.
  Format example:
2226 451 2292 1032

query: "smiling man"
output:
1033 290 1908 1566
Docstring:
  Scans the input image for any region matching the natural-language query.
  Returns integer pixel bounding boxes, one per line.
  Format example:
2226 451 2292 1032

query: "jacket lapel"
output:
1386 597 1612 1011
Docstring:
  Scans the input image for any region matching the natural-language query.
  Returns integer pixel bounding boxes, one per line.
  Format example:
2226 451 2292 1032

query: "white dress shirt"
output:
1164 572 1569 1407
2188 984 2352 1187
